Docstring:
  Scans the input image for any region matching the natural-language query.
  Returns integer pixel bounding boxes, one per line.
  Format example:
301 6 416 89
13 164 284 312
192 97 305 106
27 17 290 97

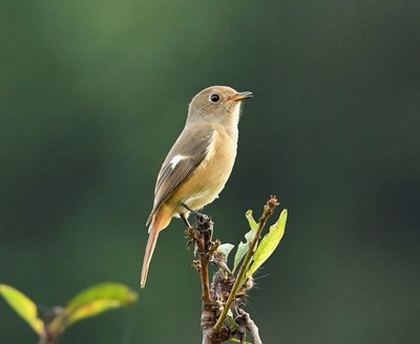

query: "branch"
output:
39 332 56 344
188 217 229 344
195 216 213 304
213 196 279 332
187 196 282 344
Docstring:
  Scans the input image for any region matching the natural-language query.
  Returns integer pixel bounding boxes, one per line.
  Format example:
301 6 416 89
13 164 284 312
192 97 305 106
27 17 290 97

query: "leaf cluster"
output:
211 199 288 342
0 282 138 343
218 208 287 292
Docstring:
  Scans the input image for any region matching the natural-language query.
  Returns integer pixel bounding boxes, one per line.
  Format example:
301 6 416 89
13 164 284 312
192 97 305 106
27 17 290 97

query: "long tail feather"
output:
140 208 172 288
140 228 160 288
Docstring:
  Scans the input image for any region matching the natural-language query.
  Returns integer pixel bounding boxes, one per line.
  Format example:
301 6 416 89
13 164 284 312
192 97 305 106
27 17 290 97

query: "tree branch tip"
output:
268 195 280 207
192 195 284 343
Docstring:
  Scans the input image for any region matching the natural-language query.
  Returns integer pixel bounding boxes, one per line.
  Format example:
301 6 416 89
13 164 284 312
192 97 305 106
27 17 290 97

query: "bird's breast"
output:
173 127 238 211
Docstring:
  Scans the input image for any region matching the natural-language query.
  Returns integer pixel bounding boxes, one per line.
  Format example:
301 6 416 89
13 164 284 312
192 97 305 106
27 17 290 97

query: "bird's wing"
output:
146 127 214 224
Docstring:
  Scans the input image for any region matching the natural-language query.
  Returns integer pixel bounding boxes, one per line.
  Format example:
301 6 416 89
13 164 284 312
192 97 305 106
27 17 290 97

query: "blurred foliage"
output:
0 0 419 343
0 284 44 335
0 283 137 343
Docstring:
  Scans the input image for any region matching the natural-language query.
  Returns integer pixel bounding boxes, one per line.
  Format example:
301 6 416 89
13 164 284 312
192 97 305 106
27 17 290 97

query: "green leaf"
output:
246 209 287 278
65 282 138 325
217 243 235 260
228 339 253 344
245 209 259 231
233 210 259 272
0 284 44 334
50 283 138 332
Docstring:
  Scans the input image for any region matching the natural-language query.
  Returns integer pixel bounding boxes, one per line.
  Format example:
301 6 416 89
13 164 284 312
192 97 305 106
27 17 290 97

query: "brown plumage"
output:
140 86 252 287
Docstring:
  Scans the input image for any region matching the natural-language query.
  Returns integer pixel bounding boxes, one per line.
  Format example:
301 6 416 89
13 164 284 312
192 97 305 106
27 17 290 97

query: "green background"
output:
1 1 419 343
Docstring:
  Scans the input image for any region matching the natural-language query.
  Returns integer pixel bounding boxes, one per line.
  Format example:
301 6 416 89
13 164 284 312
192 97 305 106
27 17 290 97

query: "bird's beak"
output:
232 91 253 102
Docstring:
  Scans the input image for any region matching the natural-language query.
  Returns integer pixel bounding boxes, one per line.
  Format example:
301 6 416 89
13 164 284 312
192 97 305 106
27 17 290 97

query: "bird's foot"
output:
196 215 212 235
181 213 193 229
181 203 211 231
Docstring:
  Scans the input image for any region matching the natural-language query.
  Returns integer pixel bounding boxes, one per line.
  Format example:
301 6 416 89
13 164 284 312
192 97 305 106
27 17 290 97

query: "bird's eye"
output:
210 94 220 103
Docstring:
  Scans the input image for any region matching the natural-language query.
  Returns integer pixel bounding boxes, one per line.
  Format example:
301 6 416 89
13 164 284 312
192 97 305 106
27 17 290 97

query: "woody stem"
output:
195 216 213 305
213 196 279 332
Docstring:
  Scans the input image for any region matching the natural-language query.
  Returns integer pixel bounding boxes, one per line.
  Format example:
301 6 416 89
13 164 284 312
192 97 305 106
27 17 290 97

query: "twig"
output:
213 196 279 332
39 331 56 344
188 196 280 343
190 217 225 344
197 217 213 304
237 309 262 344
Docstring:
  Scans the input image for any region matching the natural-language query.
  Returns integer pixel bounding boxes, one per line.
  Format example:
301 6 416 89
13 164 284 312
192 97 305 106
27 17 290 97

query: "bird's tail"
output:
140 207 172 288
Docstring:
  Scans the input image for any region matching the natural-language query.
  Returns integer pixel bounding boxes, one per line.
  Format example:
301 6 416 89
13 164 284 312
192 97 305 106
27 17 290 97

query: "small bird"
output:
140 85 252 287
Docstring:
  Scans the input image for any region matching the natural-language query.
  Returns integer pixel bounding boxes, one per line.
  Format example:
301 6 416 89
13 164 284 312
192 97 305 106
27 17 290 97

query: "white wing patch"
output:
170 154 187 168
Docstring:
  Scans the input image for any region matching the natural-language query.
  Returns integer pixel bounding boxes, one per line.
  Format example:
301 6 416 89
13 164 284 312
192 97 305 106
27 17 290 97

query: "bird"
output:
140 85 252 288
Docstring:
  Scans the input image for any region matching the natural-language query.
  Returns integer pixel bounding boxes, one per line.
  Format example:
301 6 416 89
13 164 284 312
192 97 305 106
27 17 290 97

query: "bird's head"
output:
187 86 252 125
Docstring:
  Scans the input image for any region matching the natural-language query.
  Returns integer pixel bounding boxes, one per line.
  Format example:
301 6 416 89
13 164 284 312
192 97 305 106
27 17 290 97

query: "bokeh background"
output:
1 1 419 343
